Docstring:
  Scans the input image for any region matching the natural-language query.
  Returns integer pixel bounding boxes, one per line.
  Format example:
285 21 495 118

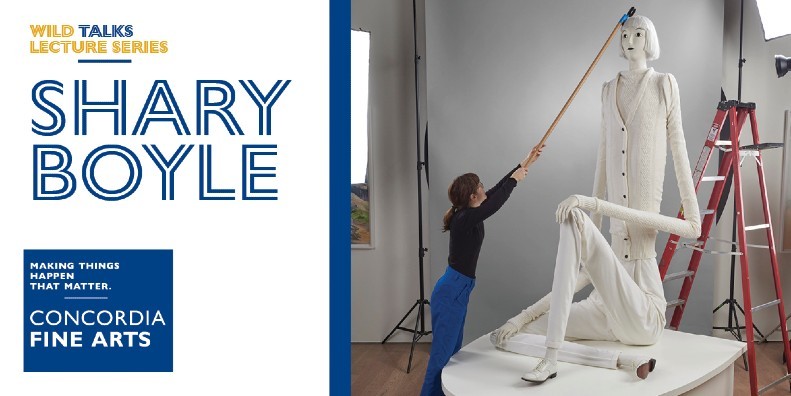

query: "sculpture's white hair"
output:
620 15 660 61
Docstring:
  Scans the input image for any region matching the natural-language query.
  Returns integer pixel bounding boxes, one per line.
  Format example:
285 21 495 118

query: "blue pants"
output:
420 266 475 396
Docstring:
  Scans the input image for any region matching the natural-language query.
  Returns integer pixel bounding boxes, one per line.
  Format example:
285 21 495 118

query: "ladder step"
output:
744 224 770 231
707 237 769 249
758 372 791 394
715 140 732 146
742 142 784 151
681 242 742 255
740 149 759 157
701 176 726 182
700 209 715 215
666 299 685 308
751 299 781 313
664 270 694 282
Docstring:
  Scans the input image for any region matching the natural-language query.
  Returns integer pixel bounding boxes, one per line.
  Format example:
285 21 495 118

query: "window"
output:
351 29 373 248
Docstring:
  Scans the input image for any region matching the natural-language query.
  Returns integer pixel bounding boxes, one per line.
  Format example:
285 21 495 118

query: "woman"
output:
420 144 543 396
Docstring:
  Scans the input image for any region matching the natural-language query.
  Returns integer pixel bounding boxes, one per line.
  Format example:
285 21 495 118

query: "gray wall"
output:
426 0 724 344
351 0 431 342
715 0 791 340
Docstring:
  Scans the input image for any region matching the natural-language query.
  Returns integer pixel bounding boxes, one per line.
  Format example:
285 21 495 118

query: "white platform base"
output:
442 330 746 396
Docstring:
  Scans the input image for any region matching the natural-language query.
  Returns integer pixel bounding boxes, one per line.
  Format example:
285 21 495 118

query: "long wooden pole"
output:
526 7 635 163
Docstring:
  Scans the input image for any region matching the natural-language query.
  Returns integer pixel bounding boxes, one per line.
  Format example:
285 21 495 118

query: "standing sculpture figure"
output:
490 15 701 383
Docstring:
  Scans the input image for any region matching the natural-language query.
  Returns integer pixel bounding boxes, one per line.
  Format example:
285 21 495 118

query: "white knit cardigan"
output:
577 68 701 260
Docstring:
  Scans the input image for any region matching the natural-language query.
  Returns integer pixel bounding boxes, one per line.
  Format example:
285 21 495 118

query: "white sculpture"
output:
490 15 701 383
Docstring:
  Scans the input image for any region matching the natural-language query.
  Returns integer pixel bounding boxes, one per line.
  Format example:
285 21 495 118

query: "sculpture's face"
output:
621 27 647 63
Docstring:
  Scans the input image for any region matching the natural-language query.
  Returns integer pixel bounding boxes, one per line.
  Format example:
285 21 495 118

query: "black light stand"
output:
381 0 431 374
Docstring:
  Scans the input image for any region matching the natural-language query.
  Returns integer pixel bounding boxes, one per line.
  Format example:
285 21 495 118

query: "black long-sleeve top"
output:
447 165 520 278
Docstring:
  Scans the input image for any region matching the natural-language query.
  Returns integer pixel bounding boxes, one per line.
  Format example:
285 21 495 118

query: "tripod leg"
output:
758 312 791 343
407 302 425 373
733 316 748 371
420 299 432 334
730 304 749 371
734 300 766 340
383 300 420 344
713 299 730 313
731 302 742 342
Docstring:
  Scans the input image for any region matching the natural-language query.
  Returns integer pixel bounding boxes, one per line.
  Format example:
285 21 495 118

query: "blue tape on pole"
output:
619 14 629 24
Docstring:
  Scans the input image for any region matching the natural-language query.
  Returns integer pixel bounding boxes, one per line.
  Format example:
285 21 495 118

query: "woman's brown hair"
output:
442 173 480 232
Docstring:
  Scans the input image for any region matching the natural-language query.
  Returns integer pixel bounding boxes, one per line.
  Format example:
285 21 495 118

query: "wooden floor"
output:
352 340 791 395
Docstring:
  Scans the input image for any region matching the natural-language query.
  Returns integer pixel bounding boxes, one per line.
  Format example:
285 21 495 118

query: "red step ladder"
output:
658 100 791 395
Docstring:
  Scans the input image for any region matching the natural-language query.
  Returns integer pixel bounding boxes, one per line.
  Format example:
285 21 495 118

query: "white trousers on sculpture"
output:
500 208 664 369
503 333 619 369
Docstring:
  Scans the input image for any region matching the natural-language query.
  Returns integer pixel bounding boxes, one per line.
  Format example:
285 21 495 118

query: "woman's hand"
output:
521 144 545 169
510 166 528 182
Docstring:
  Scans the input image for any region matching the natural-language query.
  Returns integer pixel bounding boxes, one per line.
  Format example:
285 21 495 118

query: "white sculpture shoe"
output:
521 358 558 383
618 353 656 380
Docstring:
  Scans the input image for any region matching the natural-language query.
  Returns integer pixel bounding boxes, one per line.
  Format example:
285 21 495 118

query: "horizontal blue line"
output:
77 59 132 64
